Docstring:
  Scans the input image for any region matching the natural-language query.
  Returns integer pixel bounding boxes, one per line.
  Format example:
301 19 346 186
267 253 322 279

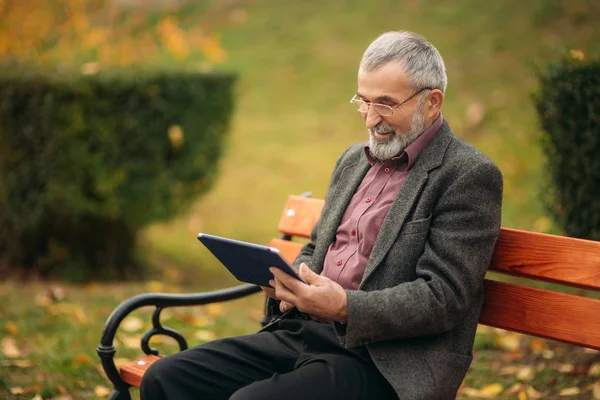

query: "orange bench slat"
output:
490 228 600 291
120 355 162 387
269 238 304 264
480 279 600 350
277 196 324 238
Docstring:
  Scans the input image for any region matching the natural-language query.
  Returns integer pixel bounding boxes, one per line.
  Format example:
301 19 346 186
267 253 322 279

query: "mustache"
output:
370 124 396 135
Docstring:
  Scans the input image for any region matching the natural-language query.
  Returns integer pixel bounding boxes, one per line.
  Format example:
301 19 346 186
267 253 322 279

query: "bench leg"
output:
109 389 131 400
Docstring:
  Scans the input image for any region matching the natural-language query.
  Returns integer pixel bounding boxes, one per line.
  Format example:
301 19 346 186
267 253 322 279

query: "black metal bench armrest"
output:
97 283 262 395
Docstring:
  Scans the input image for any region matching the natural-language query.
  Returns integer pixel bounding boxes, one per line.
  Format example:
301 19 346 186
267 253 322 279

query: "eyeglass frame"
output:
349 87 433 116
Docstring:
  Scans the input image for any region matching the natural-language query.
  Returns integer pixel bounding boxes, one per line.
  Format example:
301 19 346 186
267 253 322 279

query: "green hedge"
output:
0 69 236 280
534 57 600 241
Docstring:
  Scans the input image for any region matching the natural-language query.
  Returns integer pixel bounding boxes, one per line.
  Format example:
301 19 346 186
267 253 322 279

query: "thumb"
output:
299 263 320 284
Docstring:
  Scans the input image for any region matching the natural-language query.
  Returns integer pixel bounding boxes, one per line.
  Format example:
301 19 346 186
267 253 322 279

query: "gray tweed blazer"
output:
273 121 503 399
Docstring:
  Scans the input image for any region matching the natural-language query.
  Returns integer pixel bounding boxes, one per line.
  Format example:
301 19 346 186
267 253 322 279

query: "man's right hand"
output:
260 286 294 313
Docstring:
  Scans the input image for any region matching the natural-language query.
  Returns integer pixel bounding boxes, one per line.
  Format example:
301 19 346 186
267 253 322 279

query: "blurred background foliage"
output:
535 57 600 242
0 0 598 284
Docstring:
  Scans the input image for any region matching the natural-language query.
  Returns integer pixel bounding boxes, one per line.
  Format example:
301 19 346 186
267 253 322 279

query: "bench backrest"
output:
269 195 600 350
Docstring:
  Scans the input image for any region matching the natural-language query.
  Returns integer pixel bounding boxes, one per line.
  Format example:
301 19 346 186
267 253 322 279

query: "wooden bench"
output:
98 194 600 399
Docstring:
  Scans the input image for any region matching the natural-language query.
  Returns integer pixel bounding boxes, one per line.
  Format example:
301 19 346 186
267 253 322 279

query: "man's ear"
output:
426 89 444 121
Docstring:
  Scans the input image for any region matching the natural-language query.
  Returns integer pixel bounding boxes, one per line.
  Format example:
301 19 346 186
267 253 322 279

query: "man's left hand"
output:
269 263 348 322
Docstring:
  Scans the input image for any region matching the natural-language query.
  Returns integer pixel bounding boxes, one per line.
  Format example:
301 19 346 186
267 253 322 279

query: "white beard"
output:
368 102 428 161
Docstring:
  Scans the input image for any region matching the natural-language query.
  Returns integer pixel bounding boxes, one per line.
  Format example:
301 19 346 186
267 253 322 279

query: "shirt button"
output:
336 260 342 266
384 167 390 173
365 198 372 203
350 229 356 236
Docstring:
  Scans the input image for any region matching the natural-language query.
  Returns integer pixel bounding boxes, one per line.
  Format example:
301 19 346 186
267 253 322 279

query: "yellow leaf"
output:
195 330 217 342
518 391 527 400
526 385 544 399
72 353 94 368
495 334 521 351
479 383 504 397
559 387 580 396
529 338 546 354
1 336 21 358
31 394 43 400
206 304 224 317
94 385 112 397
557 363 575 373
5 321 18 336
517 366 535 382
10 387 24 395
168 125 184 149
593 381 600 400
590 362 600 377
119 335 140 349
1 359 35 368
122 316 144 333
569 49 585 60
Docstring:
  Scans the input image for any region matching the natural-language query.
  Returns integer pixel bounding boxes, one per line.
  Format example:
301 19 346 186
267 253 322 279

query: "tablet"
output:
197 233 304 287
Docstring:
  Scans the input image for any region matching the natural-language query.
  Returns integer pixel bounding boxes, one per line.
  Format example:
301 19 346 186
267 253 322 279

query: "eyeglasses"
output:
349 87 432 117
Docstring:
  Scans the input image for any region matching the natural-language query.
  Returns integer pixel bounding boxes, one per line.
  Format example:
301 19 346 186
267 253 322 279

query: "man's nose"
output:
365 107 382 130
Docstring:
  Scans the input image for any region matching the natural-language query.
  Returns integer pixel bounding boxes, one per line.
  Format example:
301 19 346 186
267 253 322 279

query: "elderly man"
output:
141 31 503 400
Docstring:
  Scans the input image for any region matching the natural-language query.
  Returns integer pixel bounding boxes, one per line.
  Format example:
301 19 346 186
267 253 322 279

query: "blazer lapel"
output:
360 124 454 287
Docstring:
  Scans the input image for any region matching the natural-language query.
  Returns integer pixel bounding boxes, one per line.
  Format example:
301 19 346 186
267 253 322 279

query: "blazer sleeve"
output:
341 161 503 347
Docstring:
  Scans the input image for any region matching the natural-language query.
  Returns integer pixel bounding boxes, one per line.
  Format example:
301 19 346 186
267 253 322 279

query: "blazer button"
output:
336 260 342 266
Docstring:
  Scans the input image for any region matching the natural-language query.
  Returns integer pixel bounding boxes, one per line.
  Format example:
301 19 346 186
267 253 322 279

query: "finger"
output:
279 300 293 313
271 267 306 292
298 264 321 284
273 278 297 304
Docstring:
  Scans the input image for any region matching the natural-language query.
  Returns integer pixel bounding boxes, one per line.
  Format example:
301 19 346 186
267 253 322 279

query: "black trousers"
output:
140 317 397 400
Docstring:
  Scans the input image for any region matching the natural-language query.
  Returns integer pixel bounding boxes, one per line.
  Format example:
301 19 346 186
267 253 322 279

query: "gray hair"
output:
360 31 447 94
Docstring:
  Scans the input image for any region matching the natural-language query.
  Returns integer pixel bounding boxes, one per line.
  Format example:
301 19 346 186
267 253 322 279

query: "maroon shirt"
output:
321 115 443 290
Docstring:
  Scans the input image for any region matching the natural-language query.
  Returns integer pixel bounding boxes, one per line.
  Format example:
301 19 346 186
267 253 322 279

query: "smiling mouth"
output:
374 130 394 139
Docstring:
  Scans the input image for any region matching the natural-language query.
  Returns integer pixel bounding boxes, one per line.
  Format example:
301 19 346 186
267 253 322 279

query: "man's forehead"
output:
357 62 410 99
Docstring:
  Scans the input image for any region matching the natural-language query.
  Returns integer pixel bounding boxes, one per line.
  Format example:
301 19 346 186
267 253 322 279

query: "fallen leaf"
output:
495 334 521 351
5 321 18 336
463 383 504 398
179 314 214 327
8 385 42 395
195 330 217 342
10 387 24 395
593 381 600 400
479 383 504 397
557 363 575 373
1 336 21 358
559 387 580 396
590 362 600 377
122 316 144 332
500 365 520 375
56 383 68 394
592 381 600 400
529 339 546 354
1 359 35 368
518 391 526 400
94 385 112 397
31 395 42 400
527 385 544 399
119 335 140 349
47 303 88 324
542 349 555 359
517 366 535 382
505 383 526 395
72 353 95 368
205 303 224 317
